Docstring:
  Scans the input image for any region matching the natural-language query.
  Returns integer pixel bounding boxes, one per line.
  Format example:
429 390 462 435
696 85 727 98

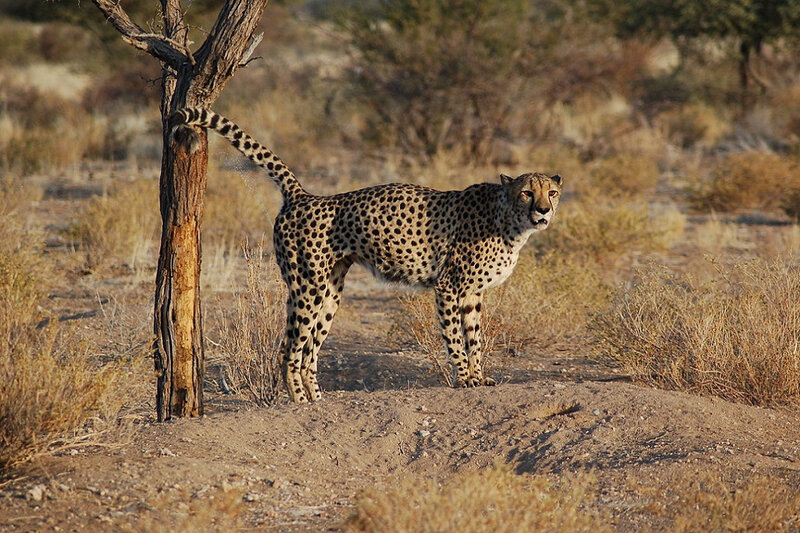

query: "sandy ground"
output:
2 185 800 532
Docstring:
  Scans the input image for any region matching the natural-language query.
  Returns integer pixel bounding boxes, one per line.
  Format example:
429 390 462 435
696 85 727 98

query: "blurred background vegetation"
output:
2 0 799 176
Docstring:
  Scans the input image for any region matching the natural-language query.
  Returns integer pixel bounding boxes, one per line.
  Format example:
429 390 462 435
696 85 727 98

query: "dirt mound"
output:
2 377 799 531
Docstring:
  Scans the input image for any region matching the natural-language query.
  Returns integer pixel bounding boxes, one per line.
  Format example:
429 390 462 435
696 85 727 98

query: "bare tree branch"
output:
92 0 188 68
240 32 264 67
189 0 270 103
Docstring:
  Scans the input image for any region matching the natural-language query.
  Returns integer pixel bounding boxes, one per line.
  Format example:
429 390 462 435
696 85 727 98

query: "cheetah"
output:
171 108 562 403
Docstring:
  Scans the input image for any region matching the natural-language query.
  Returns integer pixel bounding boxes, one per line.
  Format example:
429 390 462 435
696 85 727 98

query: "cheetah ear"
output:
500 174 513 186
551 174 563 185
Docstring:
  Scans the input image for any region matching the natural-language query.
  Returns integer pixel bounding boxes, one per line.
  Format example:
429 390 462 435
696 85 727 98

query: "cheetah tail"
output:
170 107 307 201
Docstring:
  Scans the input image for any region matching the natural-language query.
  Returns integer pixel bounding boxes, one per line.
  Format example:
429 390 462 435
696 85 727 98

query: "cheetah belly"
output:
484 254 520 290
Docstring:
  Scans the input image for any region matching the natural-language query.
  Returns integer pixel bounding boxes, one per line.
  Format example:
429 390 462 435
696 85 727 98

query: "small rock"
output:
418 430 430 438
27 485 47 502
243 492 262 503
592 409 600 416
159 448 175 457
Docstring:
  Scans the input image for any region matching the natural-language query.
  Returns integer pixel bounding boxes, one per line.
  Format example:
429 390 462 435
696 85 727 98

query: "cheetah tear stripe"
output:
170 107 562 403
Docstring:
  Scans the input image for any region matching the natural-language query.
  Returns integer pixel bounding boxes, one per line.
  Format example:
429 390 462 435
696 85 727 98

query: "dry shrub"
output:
214 246 285 405
592 259 800 406
535 195 685 260
494 253 611 348
0 81 121 175
347 462 608 533
389 292 502 386
67 178 160 271
340 0 536 159
780 185 800 220
81 56 160 112
521 142 585 183
631 471 800 532
555 93 633 150
586 153 660 198
38 22 94 62
0 187 134 472
690 150 800 213
654 102 730 149
671 472 800 532
0 19 38 64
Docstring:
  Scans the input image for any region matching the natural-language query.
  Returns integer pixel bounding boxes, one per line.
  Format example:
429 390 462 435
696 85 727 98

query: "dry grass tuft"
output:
592 259 800 406
586 153 660 198
671 472 800 532
213 246 286 405
690 150 800 213
66 178 160 271
535 195 685 261
654 102 730 149
631 471 800 532
346 462 608 533
493 253 611 348
0 186 137 472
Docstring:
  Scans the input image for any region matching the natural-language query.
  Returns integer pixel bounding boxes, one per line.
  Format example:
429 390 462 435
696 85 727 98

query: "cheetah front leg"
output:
461 292 495 387
434 289 470 387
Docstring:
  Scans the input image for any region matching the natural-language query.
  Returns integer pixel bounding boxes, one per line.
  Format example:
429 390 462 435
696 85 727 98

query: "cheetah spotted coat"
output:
171 108 562 403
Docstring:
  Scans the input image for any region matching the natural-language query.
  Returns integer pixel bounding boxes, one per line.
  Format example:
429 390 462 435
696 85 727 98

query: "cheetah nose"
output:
535 206 550 214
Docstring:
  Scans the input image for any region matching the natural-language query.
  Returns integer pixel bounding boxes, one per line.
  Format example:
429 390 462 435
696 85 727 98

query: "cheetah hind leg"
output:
283 294 322 403
461 292 496 387
300 260 350 401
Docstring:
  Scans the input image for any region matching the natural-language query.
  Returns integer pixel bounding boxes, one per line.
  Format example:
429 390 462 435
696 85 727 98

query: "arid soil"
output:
2 185 800 531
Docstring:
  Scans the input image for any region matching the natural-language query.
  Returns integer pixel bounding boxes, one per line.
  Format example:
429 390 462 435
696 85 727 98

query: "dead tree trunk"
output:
92 0 269 420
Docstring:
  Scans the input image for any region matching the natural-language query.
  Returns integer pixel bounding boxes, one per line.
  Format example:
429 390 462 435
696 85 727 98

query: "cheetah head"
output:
500 172 562 231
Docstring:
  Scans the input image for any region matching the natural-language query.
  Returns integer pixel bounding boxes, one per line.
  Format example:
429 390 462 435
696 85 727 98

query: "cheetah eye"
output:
548 190 559 198
520 190 534 200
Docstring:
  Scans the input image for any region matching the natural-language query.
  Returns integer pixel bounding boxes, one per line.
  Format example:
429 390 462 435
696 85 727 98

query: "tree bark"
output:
92 0 270 421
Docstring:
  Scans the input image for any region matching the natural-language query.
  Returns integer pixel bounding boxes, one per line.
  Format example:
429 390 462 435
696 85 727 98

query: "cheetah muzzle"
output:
171 107 563 403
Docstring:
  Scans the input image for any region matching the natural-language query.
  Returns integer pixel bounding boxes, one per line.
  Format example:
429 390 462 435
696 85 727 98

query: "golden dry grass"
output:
592 259 800 406
493 253 611 348
690 150 800 213
0 185 138 472
671 473 800 532
586 153 660 198
535 194 685 261
346 462 609 533
66 178 160 271
211 246 286 405
630 471 800 532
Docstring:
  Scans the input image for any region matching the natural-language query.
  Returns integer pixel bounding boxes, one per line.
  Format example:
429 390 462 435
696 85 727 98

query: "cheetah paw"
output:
482 377 496 386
